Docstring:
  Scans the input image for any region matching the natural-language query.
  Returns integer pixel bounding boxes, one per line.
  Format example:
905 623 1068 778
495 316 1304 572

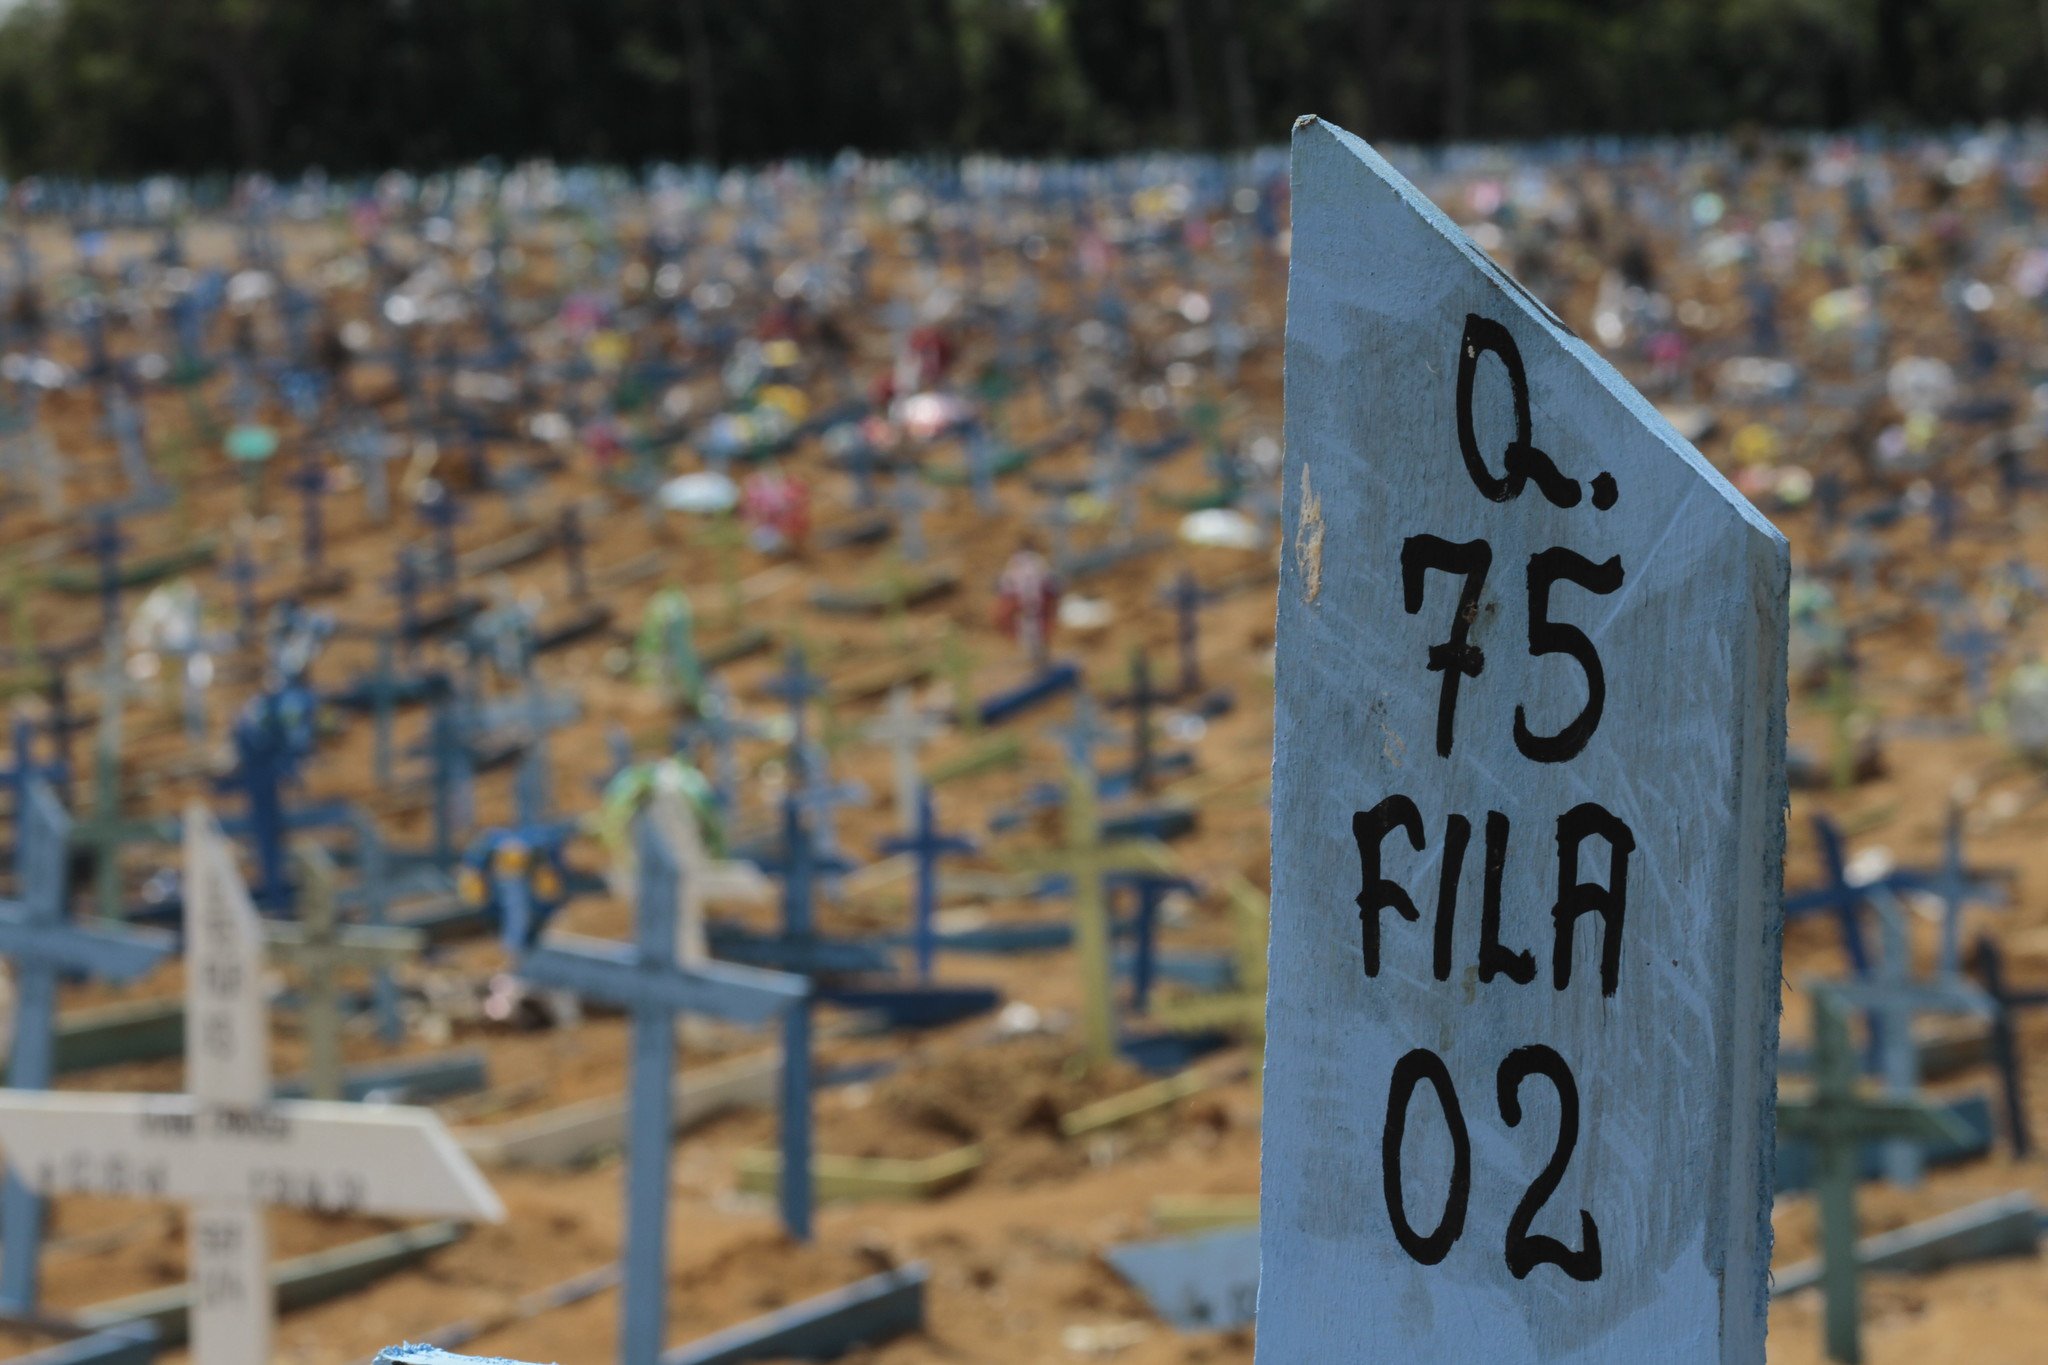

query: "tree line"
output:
0 0 2037 177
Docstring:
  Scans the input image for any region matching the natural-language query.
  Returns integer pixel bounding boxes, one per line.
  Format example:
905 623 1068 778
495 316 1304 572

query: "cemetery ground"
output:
6 141 2048 1362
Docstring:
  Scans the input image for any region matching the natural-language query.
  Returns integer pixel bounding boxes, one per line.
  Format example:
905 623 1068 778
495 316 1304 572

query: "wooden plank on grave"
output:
1151 1195 1260 1234
457 1051 779 1168
1261 119 1789 1360
808 569 959 616
71 1221 469 1345
39 999 184 1077
1104 1224 1260 1332
457 525 555 578
659 1263 928 1365
827 654 938 705
927 735 1023 786
12 1323 158 1365
734 1144 984 1202
1769 1192 2041 1297
43 543 218 595
1058 1069 1213 1138
700 627 774 671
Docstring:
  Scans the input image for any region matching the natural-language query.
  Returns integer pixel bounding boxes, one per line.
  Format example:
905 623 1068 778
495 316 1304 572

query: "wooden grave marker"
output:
512 810 807 1364
0 780 175 1313
0 805 504 1365
1261 119 1789 1361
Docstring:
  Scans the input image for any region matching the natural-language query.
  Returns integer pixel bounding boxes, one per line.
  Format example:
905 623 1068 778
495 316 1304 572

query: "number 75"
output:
1400 534 1623 764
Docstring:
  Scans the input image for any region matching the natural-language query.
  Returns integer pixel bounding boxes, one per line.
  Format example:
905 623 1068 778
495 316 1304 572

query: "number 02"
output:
1381 1044 1603 1281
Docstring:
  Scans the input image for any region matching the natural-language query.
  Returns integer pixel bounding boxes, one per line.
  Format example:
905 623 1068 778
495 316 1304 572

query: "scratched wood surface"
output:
1261 117 1790 1362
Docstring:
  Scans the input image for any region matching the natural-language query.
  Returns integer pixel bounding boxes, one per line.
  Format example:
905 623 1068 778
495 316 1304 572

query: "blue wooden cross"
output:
890 468 933 564
222 537 264 644
1049 693 1116 790
289 451 330 577
0 718 67 852
762 647 826 756
681 679 766 815
1124 649 1158 794
1107 868 1199 1013
387 548 425 662
1163 570 1206 698
765 787 850 1242
1972 936 2048 1157
1907 805 2005 979
0 779 173 1312
515 812 807 1364
1941 617 2001 709
78 510 127 636
878 785 976 982
558 504 591 602
1785 814 1888 977
416 481 463 588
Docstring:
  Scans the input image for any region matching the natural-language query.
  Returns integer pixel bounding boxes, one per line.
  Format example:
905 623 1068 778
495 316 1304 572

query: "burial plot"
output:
0 805 504 1365
1261 120 1788 1361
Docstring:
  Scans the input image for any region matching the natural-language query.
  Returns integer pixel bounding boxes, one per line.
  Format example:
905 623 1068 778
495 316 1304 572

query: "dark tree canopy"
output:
0 0 2040 176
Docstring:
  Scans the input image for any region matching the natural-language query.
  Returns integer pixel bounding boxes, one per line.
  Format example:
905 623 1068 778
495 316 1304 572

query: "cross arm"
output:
0 1092 504 1221
1776 1094 1974 1146
518 937 809 1024
0 917 173 981
264 922 425 970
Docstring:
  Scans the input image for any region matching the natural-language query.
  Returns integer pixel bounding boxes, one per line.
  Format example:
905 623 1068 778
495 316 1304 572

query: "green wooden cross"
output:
69 631 170 920
941 627 980 736
1823 658 1861 794
702 510 746 630
1777 985 1971 1364
265 840 424 1100
1010 765 1171 1066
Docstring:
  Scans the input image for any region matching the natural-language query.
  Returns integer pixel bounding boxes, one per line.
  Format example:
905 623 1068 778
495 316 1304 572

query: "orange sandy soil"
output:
0 156 2045 1361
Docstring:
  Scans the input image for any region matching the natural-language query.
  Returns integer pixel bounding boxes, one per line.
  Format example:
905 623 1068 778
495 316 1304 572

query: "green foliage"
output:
2 0 2047 175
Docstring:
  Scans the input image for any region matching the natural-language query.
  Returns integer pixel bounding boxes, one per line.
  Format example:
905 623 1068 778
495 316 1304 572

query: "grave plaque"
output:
1261 119 1788 1361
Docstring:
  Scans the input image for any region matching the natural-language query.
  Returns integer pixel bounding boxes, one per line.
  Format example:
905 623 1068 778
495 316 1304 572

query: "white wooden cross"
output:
864 685 944 832
1262 120 1787 1362
0 805 504 1365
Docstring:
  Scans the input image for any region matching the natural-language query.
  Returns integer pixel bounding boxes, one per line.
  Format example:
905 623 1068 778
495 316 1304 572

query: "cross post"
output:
878 786 977 981
516 812 806 1363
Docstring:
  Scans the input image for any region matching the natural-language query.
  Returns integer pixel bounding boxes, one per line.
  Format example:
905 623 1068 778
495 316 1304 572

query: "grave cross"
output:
263 840 423 1101
1048 693 1116 790
1163 570 1207 698
1909 805 2004 978
1828 887 1995 1185
1778 987 1969 1365
1941 616 2001 710
1108 867 1198 1014
386 549 424 663
865 686 944 832
878 785 977 982
1011 767 1171 1065
0 781 173 1314
222 538 264 644
763 647 826 756
683 679 765 816
77 511 127 637
1125 649 1158 793
289 452 330 578
416 481 463 588
515 812 807 1364
0 806 504 1365
558 504 591 602
1971 936 2048 1157
890 468 934 564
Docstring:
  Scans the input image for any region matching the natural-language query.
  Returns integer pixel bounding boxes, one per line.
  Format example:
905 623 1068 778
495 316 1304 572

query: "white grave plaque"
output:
0 806 503 1365
1260 120 1788 1362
